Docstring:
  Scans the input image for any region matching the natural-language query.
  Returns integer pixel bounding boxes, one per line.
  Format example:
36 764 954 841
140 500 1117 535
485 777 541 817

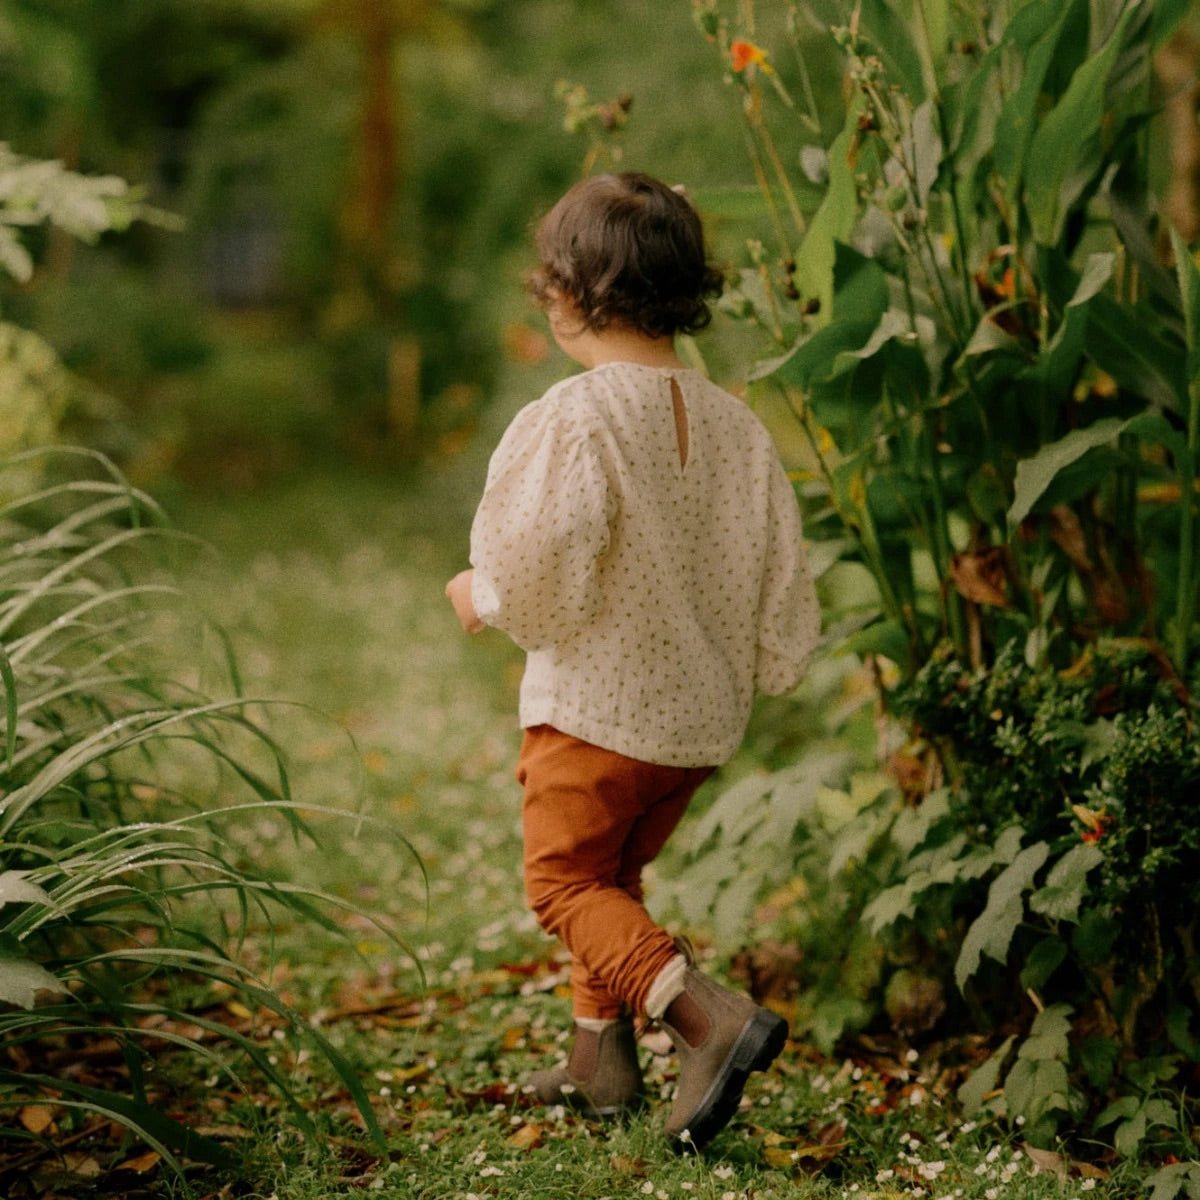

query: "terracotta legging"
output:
516 725 713 1020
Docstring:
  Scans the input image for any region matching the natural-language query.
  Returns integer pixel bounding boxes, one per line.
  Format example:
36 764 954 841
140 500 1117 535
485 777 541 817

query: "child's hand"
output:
445 569 485 634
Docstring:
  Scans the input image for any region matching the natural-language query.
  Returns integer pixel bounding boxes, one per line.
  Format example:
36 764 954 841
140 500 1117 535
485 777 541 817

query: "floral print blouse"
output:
470 361 820 767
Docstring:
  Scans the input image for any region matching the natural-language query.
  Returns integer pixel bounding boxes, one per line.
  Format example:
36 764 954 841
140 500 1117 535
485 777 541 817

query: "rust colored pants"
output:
516 725 713 1020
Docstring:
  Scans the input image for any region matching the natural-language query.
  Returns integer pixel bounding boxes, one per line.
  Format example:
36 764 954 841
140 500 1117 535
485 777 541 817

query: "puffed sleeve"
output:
469 398 612 651
755 460 820 694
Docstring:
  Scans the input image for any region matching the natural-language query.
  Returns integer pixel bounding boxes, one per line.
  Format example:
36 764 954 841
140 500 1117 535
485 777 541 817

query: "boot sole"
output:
669 1008 788 1154
538 1085 647 1122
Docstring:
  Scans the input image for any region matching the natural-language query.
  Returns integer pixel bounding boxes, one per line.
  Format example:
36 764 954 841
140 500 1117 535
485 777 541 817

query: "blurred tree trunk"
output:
1156 24 1200 242
318 0 429 452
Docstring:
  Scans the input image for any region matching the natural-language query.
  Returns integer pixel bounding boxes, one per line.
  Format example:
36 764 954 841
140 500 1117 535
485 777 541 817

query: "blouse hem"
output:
517 704 733 769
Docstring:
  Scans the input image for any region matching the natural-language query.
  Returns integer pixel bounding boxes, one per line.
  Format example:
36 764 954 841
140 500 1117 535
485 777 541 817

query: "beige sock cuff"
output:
644 953 688 1020
574 1015 617 1032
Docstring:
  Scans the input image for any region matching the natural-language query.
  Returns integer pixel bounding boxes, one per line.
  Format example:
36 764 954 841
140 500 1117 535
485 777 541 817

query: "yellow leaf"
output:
116 1151 162 1174
509 1122 546 1151
19 1104 56 1134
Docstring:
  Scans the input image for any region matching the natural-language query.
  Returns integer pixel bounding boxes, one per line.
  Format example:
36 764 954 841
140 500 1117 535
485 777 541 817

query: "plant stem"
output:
1173 375 1199 674
784 384 918 660
915 391 968 658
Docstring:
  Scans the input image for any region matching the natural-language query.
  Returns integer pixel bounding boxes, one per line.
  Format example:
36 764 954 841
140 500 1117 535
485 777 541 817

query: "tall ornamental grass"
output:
0 449 418 1174
0 145 418 1180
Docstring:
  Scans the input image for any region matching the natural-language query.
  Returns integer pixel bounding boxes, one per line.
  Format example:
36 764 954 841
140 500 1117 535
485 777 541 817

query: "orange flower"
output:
1073 803 1111 843
731 39 771 73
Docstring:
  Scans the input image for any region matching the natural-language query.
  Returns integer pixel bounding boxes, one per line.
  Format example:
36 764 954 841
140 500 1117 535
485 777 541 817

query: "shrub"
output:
677 0 1200 1164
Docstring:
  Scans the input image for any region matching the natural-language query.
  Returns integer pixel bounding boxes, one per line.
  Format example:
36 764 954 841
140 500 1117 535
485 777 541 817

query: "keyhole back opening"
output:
671 376 689 469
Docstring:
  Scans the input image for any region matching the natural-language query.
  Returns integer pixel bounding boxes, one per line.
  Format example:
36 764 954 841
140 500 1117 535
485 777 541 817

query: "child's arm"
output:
445 568 485 634
468 400 611 650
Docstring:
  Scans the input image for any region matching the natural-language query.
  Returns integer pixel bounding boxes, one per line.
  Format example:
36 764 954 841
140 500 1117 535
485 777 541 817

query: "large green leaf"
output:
955 840 1049 990
792 96 867 327
1005 1056 1071 1123
1085 297 1185 413
763 245 890 389
0 956 65 1008
1007 417 1130 528
958 1034 1016 1116
1027 253 1114 395
856 0 928 101
1024 5 1137 244
1171 227 1200 386
993 0 1080 218
1030 842 1104 922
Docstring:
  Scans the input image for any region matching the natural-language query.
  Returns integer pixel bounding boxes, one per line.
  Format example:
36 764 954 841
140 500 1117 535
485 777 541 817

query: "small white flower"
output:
1082 1179 1097 1191
641 1183 655 1195
906 1048 919 1063
713 1165 735 1181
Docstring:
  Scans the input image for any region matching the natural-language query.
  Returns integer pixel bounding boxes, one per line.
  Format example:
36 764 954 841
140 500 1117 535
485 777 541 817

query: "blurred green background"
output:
1 0 779 495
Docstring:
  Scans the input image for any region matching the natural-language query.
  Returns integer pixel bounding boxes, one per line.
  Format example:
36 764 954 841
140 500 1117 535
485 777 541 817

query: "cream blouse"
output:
470 361 819 767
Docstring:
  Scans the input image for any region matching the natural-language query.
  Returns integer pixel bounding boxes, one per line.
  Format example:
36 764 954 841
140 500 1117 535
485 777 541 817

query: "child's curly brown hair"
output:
528 172 725 339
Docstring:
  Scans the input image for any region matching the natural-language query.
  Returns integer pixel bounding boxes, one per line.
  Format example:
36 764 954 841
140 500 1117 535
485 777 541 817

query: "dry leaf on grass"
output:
18 1104 57 1135
114 1151 161 1174
508 1121 547 1150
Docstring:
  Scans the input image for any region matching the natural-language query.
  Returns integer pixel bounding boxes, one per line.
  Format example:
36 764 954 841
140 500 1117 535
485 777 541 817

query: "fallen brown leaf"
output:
950 548 1009 607
61 1152 103 1179
501 1026 529 1051
509 1121 546 1150
760 1123 848 1170
18 1104 57 1135
609 1154 649 1177
115 1151 161 1174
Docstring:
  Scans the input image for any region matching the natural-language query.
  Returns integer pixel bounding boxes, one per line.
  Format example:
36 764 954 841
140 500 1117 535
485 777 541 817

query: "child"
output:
445 172 819 1151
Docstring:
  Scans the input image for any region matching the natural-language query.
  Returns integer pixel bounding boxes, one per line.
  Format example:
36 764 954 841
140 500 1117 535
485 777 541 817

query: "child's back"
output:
471 359 818 767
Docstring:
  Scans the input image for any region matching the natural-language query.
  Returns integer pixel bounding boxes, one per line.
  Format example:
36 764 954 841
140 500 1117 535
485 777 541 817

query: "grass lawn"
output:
119 439 1137 1200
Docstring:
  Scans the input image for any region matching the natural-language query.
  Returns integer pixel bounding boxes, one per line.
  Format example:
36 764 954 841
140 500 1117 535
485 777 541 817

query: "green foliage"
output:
0 324 71 498
0 449 419 1173
694 0 1199 681
679 0 1200 1165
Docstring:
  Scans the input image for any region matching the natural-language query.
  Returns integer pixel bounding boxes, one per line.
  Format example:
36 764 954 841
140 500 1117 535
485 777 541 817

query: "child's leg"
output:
567 774 709 1016
517 725 711 1019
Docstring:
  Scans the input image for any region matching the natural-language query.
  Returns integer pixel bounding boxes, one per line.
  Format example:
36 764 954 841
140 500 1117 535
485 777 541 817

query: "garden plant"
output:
0 147 416 1191
671 0 1200 1184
